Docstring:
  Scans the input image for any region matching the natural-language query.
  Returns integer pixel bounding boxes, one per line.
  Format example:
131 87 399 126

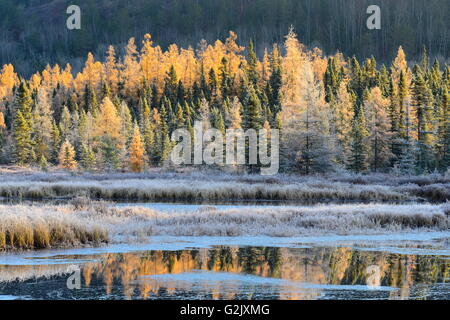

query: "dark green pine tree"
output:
84 84 98 115
267 44 282 112
435 85 449 172
398 70 409 140
13 110 33 165
192 81 202 108
412 67 434 171
219 57 234 100
388 78 402 164
177 80 186 105
208 68 220 107
15 82 33 124
378 65 391 97
349 56 365 109
156 103 171 165
243 85 263 131
163 65 178 106
80 143 95 170
211 108 225 136
420 46 429 73
324 57 340 103
13 82 34 165
247 39 259 86
349 110 369 173
175 103 185 128
102 82 111 99
199 64 210 101
183 101 193 124
363 56 378 89
51 119 61 163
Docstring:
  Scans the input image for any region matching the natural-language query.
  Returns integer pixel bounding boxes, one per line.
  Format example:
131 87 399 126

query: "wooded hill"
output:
0 27 448 174
0 0 448 76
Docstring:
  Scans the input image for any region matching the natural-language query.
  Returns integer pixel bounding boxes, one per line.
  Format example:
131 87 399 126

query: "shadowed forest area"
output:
0 0 448 75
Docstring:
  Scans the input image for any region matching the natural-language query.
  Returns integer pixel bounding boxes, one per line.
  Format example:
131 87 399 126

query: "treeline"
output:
0 30 448 174
0 0 448 75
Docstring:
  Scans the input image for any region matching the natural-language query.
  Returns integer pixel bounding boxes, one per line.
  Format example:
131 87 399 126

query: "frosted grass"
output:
0 169 447 202
1 202 447 251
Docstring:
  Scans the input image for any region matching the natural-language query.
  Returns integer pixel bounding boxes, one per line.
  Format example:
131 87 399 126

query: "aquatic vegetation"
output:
0 205 108 250
1 202 448 251
0 170 447 202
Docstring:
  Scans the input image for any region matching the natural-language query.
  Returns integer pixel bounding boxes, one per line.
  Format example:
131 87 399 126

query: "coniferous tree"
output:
58 140 77 170
267 44 282 112
435 85 449 172
247 40 259 86
412 67 434 171
286 63 335 174
364 87 393 171
80 143 96 171
331 82 354 166
12 82 34 164
0 112 5 151
32 88 53 161
0 30 447 175
94 97 124 170
128 124 145 172
349 110 369 173
13 110 33 165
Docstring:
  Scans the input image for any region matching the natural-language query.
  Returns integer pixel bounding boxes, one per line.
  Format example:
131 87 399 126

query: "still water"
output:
0 244 448 300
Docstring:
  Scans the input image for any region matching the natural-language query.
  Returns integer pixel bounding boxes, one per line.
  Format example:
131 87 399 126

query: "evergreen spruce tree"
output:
349 110 369 173
412 67 434 171
80 143 95 170
435 85 449 172
247 40 259 86
243 85 263 131
164 65 178 106
211 108 225 136
51 119 61 163
268 44 282 112
13 110 33 165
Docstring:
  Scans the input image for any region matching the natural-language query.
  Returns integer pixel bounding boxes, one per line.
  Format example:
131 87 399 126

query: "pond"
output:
1 236 449 300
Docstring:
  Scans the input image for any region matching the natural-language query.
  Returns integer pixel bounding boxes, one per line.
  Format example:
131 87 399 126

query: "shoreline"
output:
1 201 448 251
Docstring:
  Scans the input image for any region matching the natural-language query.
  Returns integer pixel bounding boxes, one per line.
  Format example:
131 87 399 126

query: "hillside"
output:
0 0 448 75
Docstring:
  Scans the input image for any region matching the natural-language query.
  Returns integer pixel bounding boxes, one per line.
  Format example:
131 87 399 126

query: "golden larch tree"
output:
128 124 145 172
281 27 307 106
58 140 77 170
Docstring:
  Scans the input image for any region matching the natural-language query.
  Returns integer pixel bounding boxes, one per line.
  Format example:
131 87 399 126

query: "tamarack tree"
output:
0 31 447 174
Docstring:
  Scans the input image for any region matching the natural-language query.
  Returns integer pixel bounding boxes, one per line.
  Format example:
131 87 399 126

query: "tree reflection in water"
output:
0 246 448 300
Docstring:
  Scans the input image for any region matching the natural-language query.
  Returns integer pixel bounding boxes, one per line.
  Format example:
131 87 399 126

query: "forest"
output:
0 28 448 175
0 0 448 76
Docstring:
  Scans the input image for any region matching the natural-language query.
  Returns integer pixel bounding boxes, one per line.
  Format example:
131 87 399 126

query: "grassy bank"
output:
0 205 108 250
1 201 448 250
0 169 448 202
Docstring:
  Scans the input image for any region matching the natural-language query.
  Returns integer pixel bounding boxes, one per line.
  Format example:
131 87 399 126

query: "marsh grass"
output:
0 170 448 202
0 179 412 202
2 202 447 251
0 205 108 250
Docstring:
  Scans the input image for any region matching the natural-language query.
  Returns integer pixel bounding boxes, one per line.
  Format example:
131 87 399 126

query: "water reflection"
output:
0 246 448 300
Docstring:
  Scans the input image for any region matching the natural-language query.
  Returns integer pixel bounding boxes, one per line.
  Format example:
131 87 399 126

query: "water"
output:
0 201 449 300
115 201 301 212
1 243 448 300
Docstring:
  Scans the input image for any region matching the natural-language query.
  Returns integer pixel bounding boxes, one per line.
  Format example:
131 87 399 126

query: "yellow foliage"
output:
0 64 18 98
128 125 145 172
94 97 125 153
58 140 77 170
0 111 5 129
